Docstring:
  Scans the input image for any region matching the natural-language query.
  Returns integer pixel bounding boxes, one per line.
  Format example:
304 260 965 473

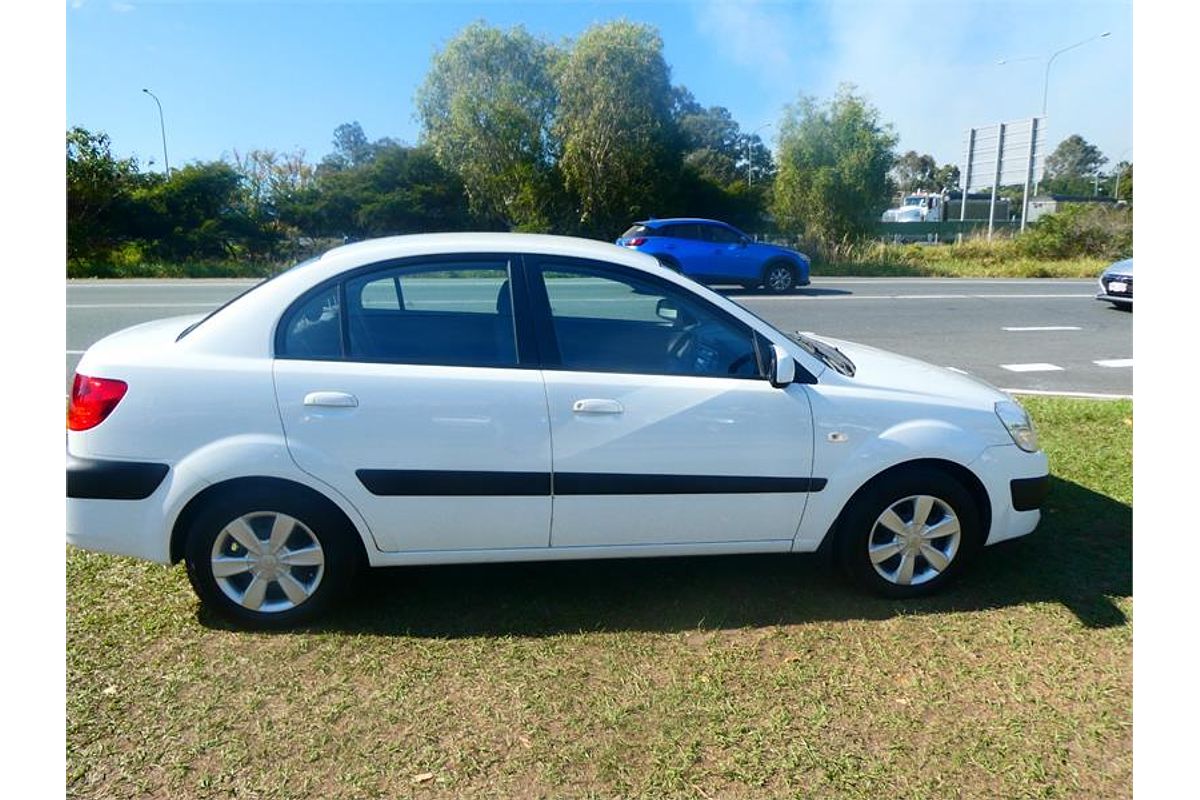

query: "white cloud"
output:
695 0 797 86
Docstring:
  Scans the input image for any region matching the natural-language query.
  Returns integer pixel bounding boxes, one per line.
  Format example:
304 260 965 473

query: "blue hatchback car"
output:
616 218 811 293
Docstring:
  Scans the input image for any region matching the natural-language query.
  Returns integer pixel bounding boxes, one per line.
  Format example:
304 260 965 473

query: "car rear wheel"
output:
184 486 357 628
656 255 682 273
837 468 982 598
763 262 795 294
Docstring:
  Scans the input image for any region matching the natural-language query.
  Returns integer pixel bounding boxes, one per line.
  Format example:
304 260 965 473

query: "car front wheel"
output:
837 468 982 598
763 262 795 294
184 486 357 628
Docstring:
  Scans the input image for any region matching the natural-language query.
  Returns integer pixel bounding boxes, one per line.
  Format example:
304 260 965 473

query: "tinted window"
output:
621 224 654 238
659 224 702 241
344 261 517 367
536 261 762 378
704 225 743 244
280 285 341 359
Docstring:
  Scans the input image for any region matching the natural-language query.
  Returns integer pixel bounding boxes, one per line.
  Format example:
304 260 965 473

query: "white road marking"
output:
66 350 85 355
1003 388 1132 400
1001 363 1064 373
1002 326 1082 331
66 303 217 309
945 367 970 374
1094 358 1134 368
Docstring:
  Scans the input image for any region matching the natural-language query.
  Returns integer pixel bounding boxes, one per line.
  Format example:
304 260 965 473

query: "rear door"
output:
273 256 552 553
527 256 817 548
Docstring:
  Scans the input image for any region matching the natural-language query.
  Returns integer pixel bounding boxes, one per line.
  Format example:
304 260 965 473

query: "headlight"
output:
995 400 1039 452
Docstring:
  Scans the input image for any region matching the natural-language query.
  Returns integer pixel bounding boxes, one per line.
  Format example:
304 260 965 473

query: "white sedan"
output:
67 233 1048 628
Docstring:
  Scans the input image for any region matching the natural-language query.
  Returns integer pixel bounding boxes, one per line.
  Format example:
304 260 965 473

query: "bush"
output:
1018 203 1132 261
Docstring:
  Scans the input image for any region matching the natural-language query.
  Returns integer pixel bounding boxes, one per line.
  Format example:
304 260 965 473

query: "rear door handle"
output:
572 398 623 415
304 391 358 408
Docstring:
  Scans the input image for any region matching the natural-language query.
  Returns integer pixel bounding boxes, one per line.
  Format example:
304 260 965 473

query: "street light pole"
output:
1042 31 1111 117
142 88 170 176
748 123 772 189
999 32 1110 196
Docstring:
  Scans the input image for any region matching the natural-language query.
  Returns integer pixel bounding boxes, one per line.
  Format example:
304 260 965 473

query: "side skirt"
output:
364 539 795 567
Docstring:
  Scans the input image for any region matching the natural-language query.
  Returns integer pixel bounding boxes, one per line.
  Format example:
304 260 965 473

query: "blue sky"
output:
67 0 1132 172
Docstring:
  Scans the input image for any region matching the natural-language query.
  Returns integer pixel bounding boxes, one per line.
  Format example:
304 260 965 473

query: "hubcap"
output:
768 267 792 291
210 512 325 613
867 495 961 586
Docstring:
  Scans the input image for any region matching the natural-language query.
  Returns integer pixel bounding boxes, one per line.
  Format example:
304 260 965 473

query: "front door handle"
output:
572 398 623 415
304 391 358 408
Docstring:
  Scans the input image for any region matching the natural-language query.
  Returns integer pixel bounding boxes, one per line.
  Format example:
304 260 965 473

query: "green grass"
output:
67 396 1131 799
812 239 1108 279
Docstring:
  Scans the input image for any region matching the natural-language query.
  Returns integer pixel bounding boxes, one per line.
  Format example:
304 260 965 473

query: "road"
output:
66 277 1131 397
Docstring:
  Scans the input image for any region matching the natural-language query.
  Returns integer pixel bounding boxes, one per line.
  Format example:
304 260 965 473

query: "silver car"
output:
1096 258 1133 309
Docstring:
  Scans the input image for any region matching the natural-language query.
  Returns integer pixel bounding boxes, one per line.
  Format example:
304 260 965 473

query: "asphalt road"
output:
66 277 1131 397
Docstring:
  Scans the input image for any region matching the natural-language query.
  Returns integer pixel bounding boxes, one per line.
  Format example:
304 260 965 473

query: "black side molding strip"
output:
355 469 826 497
554 473 826 495
1010 475 1050 511
356 469 551 496
67 455 169 500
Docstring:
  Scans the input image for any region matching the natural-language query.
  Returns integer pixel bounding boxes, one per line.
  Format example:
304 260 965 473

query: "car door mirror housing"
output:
769 343 795 388
655 298 679 322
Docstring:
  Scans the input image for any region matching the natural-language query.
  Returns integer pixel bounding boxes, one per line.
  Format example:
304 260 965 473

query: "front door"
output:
527 257 817 548
273 256 552 553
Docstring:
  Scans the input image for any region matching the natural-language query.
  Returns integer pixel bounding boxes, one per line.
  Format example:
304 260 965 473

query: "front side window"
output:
534 261 762 378
704 225 743 244
344 260 517 367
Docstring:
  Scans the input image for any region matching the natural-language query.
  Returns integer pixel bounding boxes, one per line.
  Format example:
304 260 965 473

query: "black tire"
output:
656 255 682 273
836 467 982 598
762 261 796 294
184 484 359 629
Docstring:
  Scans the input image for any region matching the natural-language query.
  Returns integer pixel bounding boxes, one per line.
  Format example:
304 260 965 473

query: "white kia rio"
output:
67 233 1049 628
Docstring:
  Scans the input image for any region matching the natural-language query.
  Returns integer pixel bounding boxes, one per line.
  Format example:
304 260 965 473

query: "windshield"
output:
785 331 856 377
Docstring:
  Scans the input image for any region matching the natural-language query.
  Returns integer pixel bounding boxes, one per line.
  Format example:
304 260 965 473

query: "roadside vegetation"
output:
67 395 1131 799
68 20 1130 281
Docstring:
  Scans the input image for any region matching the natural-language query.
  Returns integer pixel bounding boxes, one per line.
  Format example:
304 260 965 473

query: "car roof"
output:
313 232 658 275
634 218 735 228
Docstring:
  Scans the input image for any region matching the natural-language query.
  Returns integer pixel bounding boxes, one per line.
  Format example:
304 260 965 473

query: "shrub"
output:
1018 203 1132 261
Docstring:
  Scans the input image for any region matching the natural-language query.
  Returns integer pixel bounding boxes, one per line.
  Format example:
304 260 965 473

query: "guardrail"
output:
875 220 1022 242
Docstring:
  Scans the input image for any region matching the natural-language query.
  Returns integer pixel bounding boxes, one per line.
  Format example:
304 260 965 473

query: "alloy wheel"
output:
209 512 326 613
867 494 961 587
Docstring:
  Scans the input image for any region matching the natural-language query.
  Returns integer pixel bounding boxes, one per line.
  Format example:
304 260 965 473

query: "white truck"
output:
881 191 1010 223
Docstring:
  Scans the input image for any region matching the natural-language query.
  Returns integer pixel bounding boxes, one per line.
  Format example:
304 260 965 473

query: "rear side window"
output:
660 224 702 240
343 261 517 367
280 286 342 359
621 224 654 238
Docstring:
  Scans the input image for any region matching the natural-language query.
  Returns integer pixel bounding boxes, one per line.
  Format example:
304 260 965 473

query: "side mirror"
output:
739 235 751 247
769 343 795 388
655 298 679 322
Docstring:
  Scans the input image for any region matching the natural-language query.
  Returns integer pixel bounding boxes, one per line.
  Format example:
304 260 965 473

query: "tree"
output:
771 85 898 246
320 122 375 172
1042 134 1108 195
554 20 679 236
932 163 960 192
67 127 146 260
283 141 475 238
891 151 937 193
417 23 561 231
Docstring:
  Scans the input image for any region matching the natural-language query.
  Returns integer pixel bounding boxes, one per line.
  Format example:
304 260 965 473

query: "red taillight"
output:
68 373 128 431
626 237 647 247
